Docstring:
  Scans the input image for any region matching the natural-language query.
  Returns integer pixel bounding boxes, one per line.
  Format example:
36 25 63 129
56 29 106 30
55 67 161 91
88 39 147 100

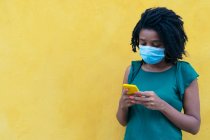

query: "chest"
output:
131 68 183 111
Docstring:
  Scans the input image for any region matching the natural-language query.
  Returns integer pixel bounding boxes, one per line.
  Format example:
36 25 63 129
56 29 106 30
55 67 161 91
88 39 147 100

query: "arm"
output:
161 79 200 134
116 65 133 126
134 79 200 134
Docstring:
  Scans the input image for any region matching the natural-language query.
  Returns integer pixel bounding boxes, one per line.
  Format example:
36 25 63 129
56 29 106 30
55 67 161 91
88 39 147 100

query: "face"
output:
139 29 164 48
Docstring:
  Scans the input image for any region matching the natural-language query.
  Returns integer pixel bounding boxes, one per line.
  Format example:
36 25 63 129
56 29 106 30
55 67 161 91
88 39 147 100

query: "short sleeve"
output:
176 61 199 100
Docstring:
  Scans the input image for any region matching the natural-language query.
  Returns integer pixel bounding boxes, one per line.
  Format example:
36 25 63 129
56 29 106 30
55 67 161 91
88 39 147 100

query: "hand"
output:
119 89 136 111
133 91 166 111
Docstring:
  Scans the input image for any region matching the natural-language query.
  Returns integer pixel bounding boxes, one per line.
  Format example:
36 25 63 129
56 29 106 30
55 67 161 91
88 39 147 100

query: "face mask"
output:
139 45 165 64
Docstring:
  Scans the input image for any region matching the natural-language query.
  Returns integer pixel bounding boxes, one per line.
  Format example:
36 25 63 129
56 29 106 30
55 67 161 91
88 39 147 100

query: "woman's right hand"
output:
119 89 135 111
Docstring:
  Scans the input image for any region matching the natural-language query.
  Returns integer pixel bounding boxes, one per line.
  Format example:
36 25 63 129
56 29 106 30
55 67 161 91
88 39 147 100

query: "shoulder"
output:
177 60 191 67
125 65 131 75
176 61 196 73
131 60 142 66
176 61 199 86
124 60 142 72
130 60 143 71
123 60 142 84
122 65 131 84
176 61 199 99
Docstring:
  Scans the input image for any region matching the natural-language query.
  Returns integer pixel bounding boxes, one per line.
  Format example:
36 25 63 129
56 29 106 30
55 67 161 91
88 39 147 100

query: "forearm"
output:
117 65 131 126
161 102 200 134
116 104 129 126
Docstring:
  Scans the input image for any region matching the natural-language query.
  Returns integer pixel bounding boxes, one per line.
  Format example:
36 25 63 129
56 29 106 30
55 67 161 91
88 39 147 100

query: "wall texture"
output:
0 0 209 140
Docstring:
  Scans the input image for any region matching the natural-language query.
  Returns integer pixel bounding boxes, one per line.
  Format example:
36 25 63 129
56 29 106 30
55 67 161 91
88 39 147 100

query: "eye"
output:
139 42 146 46
153 45 161 48
152 43 163 48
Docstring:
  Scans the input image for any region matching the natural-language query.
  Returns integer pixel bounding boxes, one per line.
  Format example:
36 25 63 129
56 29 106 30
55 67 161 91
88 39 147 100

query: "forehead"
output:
139 29 160 40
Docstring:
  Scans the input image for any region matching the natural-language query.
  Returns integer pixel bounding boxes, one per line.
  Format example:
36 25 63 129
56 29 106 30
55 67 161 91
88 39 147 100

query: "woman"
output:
116 7 200 140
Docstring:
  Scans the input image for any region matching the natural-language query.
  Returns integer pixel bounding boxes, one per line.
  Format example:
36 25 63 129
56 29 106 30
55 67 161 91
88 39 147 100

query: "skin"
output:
116 29 200 135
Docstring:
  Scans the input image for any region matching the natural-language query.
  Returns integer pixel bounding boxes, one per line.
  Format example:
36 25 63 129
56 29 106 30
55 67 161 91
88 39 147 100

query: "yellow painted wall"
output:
0 0 209 140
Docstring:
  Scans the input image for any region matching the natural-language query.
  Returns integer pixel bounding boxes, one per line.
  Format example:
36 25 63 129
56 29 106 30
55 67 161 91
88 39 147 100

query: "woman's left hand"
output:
134 91 167 111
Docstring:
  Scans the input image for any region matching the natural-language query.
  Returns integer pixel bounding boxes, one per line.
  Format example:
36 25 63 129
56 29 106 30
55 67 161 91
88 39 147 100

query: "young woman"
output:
116 7 200 140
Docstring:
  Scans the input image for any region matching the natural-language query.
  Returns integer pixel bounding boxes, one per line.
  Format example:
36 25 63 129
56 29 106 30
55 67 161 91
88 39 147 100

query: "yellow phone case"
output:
122 84 139 94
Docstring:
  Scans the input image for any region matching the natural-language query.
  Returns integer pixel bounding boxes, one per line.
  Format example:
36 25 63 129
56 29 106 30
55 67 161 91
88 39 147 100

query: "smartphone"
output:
122 84 139 95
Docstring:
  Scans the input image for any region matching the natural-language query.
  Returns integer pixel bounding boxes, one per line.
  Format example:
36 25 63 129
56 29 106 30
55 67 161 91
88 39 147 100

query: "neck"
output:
142 60 172 72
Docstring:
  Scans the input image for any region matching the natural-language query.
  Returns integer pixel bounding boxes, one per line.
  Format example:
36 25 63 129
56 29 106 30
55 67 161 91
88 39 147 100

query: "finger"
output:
147 102 155 106
143 103 153 109
123 95 135 103
128 96 135 100
134 91 141 94
140 91 154 97
134 92 142 97
126 100 135 107
134 96 152 102
122 88 129 95
122 95 130 101
134 100 144 105
145 105 153 109
144 102 155 108
123 95 134 101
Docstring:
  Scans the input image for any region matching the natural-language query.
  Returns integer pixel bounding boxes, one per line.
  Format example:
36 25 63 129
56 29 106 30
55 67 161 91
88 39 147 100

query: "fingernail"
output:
129 96 134 99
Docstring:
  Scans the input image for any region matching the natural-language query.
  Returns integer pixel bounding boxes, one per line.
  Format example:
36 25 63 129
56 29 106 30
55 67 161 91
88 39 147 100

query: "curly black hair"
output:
131 7 188 64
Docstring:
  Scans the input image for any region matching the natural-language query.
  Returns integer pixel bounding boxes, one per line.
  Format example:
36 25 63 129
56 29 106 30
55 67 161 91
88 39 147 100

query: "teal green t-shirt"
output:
124 61 199 140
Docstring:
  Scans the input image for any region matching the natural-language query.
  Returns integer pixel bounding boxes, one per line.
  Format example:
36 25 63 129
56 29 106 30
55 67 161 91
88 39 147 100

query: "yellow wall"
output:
0 0 209 140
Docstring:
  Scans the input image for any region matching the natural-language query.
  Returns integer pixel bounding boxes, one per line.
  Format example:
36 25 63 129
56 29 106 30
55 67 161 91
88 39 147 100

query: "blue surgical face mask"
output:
139 45 165 64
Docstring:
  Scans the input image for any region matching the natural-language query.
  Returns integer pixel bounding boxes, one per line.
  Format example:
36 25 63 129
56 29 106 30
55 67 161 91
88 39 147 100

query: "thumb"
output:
122 88 128 95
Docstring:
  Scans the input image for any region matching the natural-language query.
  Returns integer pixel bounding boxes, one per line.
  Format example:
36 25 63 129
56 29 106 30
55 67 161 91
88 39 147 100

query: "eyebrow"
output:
139 38 162 43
